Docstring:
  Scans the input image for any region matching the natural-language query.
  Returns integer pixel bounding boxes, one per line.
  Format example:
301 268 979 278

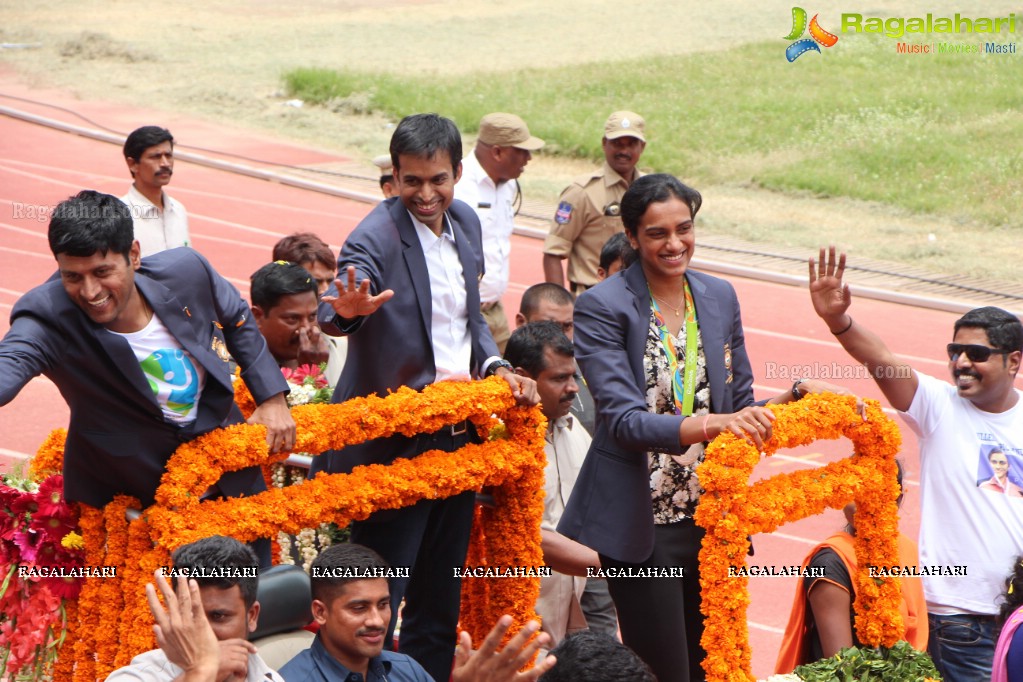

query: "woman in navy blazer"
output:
558 174 844 682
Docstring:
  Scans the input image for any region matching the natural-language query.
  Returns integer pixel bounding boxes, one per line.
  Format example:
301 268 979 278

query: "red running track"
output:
1 85 1015 677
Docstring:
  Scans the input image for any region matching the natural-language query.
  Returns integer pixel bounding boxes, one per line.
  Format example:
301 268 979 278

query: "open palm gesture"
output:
808 245 851 322
322 265 394 320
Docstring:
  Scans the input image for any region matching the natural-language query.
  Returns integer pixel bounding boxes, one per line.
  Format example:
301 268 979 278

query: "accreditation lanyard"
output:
650 279 699 416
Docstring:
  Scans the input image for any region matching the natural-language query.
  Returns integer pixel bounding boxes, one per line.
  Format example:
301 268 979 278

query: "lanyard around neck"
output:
650 279 699 416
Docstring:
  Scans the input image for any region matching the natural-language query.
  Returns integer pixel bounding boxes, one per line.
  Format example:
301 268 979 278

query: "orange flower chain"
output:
26 377 547 679
8 383 908 680
694 394 904 682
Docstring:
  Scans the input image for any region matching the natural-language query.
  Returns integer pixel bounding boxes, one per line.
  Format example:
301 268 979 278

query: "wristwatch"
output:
791 378 807 401
487 359 513 377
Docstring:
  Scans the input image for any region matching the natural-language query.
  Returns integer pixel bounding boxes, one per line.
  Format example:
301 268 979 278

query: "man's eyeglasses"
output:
946 343 1011 363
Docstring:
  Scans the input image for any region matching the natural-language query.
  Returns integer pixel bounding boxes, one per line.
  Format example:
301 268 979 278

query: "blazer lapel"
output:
92 320 164 417
393 201 433 343
688 273 727 412
623 263 651 387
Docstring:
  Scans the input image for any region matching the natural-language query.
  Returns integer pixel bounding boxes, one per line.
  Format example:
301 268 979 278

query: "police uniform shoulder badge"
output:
554 201 573 224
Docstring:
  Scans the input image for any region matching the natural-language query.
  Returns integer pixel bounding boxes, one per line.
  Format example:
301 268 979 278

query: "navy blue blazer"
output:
315 197 500 474
0 248 288 507
557 262 757 563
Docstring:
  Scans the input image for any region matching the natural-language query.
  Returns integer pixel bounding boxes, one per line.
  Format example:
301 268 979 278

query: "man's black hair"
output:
250 261 317 312
518 283 573 319
123 125 174 163
599 231 637 272
48 190 135 259
620 173 702 236
504 320 574 378
171 535 259 609
954 307 1023 356
539 631 655 682
310 543 390 604
389 113 462 175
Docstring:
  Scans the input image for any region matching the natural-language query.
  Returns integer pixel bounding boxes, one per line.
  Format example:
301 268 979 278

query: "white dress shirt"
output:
454 153 517 305
411 211 472 382
536 415 590 645
120 185 191 257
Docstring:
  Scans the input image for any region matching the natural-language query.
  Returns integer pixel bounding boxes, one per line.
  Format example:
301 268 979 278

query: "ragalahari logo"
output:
785 7 839 61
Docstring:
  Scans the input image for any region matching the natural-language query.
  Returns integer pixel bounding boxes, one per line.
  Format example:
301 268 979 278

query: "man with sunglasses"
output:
809 247 1023 682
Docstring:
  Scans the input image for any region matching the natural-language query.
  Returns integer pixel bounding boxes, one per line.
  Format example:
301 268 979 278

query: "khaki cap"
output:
478 113 545 151
604 111 646 142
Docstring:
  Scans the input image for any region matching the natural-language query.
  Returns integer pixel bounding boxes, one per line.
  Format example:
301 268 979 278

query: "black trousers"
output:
599 519 706 682
349 425 477 682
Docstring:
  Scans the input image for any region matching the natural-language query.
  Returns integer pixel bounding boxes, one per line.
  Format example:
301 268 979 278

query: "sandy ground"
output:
1 0 1020 283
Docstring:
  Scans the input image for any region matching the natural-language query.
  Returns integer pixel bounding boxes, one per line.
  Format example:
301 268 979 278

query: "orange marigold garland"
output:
70 505 103 682
29 428 67 479
694 394 903 682
93 496 135 678
30 377 546 672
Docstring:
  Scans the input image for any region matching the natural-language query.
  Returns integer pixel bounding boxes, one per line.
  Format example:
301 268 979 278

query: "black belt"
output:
417 420 475 453
570 282 590 295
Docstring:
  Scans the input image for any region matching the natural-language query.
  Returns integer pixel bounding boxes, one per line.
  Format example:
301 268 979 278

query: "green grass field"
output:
285 36 1023 229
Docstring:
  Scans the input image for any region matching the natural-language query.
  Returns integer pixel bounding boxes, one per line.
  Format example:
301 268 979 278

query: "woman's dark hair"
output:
620 173 702 235
997 555 1023 627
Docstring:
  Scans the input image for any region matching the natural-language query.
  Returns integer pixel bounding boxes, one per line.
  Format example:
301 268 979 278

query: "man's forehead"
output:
395 151 454 174
197 583 246 609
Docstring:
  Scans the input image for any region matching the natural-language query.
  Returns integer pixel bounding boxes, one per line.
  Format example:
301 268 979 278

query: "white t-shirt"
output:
110 314 206 425
901 372 1023 615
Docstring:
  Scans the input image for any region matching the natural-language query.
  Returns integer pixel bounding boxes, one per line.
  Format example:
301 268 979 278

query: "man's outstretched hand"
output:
321 266 394 320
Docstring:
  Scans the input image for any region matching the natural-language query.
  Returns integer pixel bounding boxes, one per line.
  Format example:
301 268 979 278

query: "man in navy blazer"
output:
0 190 294 510
316 113 537 682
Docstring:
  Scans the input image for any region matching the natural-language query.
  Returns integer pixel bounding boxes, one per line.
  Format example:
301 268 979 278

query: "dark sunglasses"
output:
946 343 1011 363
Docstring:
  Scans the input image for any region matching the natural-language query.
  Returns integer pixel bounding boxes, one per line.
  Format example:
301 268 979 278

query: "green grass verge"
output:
284 37 1023 227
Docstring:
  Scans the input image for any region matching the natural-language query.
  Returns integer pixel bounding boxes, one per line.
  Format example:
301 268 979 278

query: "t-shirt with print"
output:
900 371 1023 615
109 313 206 424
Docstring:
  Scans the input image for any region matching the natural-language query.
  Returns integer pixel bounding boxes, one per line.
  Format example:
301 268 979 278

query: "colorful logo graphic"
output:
140 348 200 416
785 7 839 61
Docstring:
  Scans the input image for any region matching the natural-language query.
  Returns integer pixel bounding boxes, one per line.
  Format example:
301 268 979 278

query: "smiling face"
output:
626 196 694 291
949 327 1021 412
313 578 391 677
602 135 645 179
394 151 461 235
989 450 1010 481
128 140 174 194
56 244 147 333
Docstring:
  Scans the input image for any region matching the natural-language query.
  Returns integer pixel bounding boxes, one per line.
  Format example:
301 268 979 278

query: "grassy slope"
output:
285 37 1023 228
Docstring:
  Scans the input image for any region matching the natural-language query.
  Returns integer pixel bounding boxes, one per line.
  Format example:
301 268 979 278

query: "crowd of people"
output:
1 110 1021 682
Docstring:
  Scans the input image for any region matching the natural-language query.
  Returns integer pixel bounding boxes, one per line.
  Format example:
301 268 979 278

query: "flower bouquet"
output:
0 469 83 680
272 364 346 570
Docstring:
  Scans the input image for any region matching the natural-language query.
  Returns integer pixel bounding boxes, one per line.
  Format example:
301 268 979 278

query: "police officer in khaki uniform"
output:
542 111 646 295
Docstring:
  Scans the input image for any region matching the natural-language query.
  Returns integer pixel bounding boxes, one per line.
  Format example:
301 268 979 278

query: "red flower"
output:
287 364 327 388
13 529 41 562
42 574 82 600
9 490 40 517
36 475 67 517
